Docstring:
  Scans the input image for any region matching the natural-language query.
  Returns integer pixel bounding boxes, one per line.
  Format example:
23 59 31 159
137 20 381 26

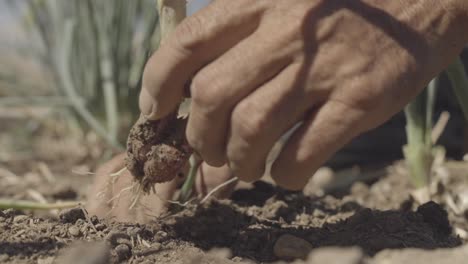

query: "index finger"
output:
141 0 268 120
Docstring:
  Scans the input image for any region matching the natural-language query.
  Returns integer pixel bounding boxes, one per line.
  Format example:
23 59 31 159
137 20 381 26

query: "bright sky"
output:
187 0 211 15
0 0 32 51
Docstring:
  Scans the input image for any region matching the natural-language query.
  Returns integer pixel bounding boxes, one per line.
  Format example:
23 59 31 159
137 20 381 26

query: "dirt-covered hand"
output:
140 0 468 190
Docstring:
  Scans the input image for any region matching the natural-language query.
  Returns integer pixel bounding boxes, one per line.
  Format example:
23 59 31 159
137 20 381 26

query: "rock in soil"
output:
68 226 81 237
59 207 86 224
274 234 313 260
2 160 468 263
114 244 131 262
13 215 29 223
0 254 9 263
105 231 131 247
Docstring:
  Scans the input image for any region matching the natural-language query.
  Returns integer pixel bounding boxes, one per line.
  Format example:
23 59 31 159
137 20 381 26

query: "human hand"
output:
140 0 468 190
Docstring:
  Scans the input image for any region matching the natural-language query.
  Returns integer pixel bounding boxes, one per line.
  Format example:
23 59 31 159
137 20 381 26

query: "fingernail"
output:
144 103 159 120
139 88 158 120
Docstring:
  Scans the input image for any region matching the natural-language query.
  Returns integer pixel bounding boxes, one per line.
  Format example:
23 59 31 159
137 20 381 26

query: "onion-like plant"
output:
404 56 468 188
154 0 200 204
22 0 161 149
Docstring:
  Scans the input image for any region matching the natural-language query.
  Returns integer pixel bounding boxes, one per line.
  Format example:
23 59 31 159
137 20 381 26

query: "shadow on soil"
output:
166 182 461 262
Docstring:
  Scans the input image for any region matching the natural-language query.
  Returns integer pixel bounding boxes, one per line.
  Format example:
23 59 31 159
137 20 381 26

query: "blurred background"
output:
1 0 156 167
0 0 210 203
0 0 210 167
0 1 198 155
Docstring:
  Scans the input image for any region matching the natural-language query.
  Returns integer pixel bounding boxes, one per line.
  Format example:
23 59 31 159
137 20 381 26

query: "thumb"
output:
139 86 158 119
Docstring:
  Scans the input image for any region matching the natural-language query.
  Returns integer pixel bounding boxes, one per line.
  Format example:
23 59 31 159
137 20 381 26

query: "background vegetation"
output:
1 0 160 162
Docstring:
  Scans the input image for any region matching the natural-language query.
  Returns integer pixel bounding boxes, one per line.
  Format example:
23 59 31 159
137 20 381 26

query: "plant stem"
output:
425 77 438 147
446 57 468 120
0 199 83 210
155 0 194 203
403 78 438 188
57 20 123 151
157 0 186 40
178 153 202 203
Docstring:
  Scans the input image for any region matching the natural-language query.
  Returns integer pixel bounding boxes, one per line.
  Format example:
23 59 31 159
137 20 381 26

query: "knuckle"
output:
348 78 381 111
351 88 381 111
231 102 266 143
191 72 229 112
333 77 381 113
186 129 224 167
191 76 216 108
172 15 207 52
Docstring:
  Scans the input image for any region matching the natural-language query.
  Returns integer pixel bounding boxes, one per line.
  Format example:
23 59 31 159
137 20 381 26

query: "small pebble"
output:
95 223 106 231
105 231 131 246
273 234 313 260
68 226 81 237
3 209 22 217
154 231 168 242
114 244 131 261
13 215 29 223
90 215 99 225
59 208 86 224
116 238 132 247
0 254 9 262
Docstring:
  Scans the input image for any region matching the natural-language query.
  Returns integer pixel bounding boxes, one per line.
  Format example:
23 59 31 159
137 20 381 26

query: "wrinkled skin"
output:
140 0 468 190
89 0 468 221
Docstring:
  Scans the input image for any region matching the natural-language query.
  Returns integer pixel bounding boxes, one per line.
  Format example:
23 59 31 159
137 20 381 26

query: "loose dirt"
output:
1 160 468 263
126 113 192 193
